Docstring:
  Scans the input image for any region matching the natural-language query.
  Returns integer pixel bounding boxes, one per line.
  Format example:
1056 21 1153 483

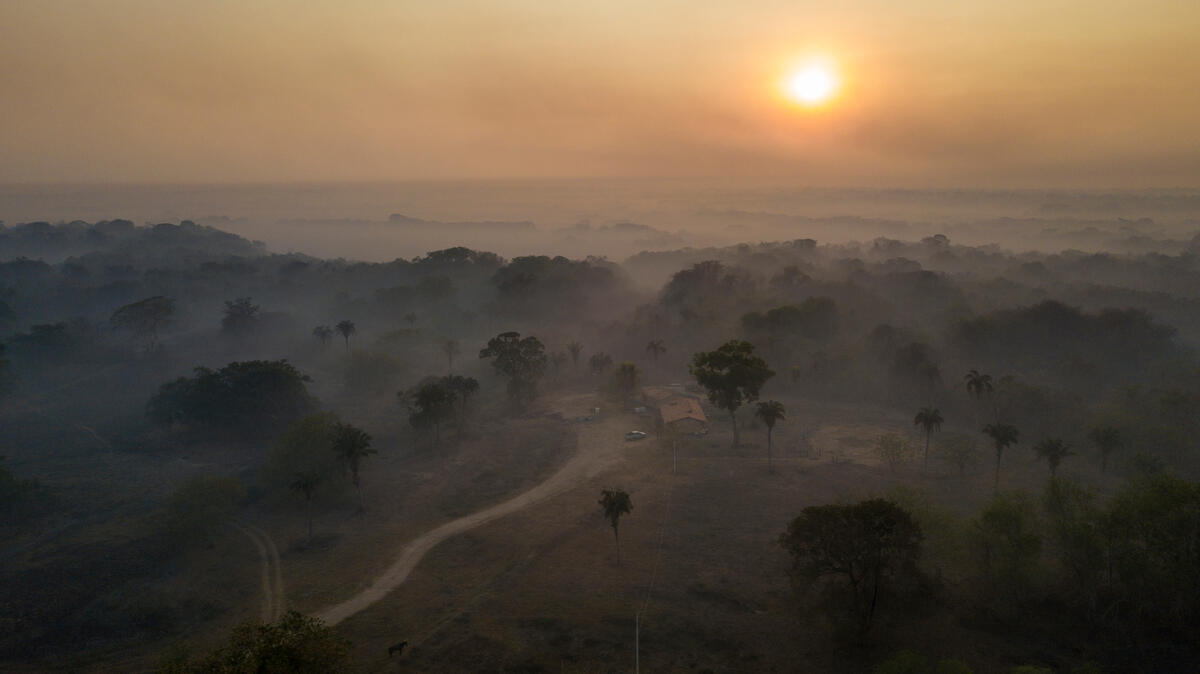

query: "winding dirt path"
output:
232 521 286 622
317 411 630 626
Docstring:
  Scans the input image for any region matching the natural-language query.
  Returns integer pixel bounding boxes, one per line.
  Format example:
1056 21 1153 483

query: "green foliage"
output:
741 297 838 343
1033 437 1074 477
690 340 775 447
110 295 175 350
405 377 458 445
982 423 1019 491
342 349 403 396
598 488 633 564
158 610 350 673
331 422 374 502
970 491 1042 603
935 432 978 476
780 499 923 632
479 331 547 409
221 296 259 334
147 360 317 442
263 413 343 495
1041 478 1103 604
874 651 975 674
166 476 244 543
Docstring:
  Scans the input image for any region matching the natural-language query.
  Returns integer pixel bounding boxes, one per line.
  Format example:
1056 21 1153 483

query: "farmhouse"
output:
643 386 709 435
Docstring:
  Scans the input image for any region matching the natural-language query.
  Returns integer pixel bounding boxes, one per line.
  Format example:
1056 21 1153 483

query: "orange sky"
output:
1 0 1198 186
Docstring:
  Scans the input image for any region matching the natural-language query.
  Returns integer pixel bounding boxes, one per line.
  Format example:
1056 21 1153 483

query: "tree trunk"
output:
614 525 621 565
994 448 1001 493
354 473 363 514
767 427 773 473
306 496 314 546
343 336 350 352
730 409 739 449
923 431 931 473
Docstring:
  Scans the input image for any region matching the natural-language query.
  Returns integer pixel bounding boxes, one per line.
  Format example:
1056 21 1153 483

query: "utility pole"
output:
635 611 640 673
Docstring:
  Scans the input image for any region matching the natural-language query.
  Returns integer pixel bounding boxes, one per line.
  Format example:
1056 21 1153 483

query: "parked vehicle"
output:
624 430 648 441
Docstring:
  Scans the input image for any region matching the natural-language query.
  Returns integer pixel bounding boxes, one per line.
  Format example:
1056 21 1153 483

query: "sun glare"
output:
783 61 839 107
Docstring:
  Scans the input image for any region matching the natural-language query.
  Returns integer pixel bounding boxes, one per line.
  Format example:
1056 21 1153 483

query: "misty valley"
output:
1 205 1199 673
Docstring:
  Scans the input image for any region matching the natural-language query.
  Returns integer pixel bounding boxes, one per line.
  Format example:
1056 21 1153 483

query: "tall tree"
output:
965 369 995 421
312 325 333 348
779 499 923 633
598 488 633 565
608 361 641 407
690 340 775 448
443 374 480 431
645 339 666 365
161 610 350 673
913 406 944 472
335 320 356 352
566 340 583 373
588 352 613 376
110 295 175 351
222 297 260 335
982 423 1020 492
290 471 323 547
1033 437 1074 477
404 378 457 447
442 338 461 373
332 422 375 513
479 332 548 410
755 400 786 473
1087 425 1122 475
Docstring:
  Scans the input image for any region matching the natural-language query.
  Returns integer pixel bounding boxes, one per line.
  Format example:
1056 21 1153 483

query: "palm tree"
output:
982 423 1019 492
598 488 633 565
913 406 944 472
1033 437 1074 478
1087 425 1122 475
646 339 666 366
290 471 323 546
566 340 583 374
442 338 461 373
964 369 995 421
335 320 356 352
312 325 333 348
332 422 376 513
755 400 786 473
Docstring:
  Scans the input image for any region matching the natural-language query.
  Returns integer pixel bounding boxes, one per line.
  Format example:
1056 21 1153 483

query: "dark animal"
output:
388 640 408 657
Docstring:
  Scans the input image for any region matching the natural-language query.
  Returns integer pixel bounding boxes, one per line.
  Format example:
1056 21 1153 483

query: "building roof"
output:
659 396 708 426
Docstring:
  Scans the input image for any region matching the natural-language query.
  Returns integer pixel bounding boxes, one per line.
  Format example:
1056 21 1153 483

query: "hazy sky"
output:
2 1 1198 187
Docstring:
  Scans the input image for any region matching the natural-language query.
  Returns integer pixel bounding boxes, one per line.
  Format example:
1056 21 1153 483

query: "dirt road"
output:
317 405 634 626
232 521 286 622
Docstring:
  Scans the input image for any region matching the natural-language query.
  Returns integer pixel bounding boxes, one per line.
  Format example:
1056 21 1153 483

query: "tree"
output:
405 377 457 446
608 361 641 407
970 492 1042 601
335 320 356 352
599 488 633 565
442 338 461 373
332 422 375 513
755 400 786 473
291 471 323 547
690 340 775 448
147 360 317 442
646 339 666 365
312 325 333 348
964 369 995 421
1033 437 1074 477
982 423 1019 492
779 499 923 633
936 432 978 477
1087 425 1122 475
566 340 584 373
110 295 175 351
222 297 260 334
159 610 351 673
166 476 244 546
588 351 613 376
913 406 944 472
479 332 547 410
442 374 480 431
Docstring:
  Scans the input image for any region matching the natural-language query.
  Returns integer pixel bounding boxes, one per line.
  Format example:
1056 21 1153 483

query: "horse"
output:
388 640 408 657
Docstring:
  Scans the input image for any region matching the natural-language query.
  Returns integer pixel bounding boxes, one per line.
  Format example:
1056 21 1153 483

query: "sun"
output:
783 61 839 107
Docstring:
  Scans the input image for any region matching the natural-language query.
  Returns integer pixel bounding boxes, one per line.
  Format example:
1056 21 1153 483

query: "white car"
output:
624 430 648 441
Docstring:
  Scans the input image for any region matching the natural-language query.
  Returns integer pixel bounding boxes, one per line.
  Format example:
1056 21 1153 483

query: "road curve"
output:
317 416 626 626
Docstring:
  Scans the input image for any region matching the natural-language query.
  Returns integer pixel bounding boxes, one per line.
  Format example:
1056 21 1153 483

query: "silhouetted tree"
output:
588 352 613 376
755 400 786 472
405 378 457 447
110 295 175 351
159 610 350 673
690 340 775 448
312 325 333 348
779 499 923 633
332 423 375 512
608 361 641 407
290 471 322 547
443 374 480 431
913 406 944 472
479 331 547 410
965 369 995 420
646 339 666 365
982 423 1020 492
599 488 633 565
442 338 461 373
221 297 260 334
1087 425 1122 475
335 320 356 352
566 340 583 373
1033 437 1074 477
